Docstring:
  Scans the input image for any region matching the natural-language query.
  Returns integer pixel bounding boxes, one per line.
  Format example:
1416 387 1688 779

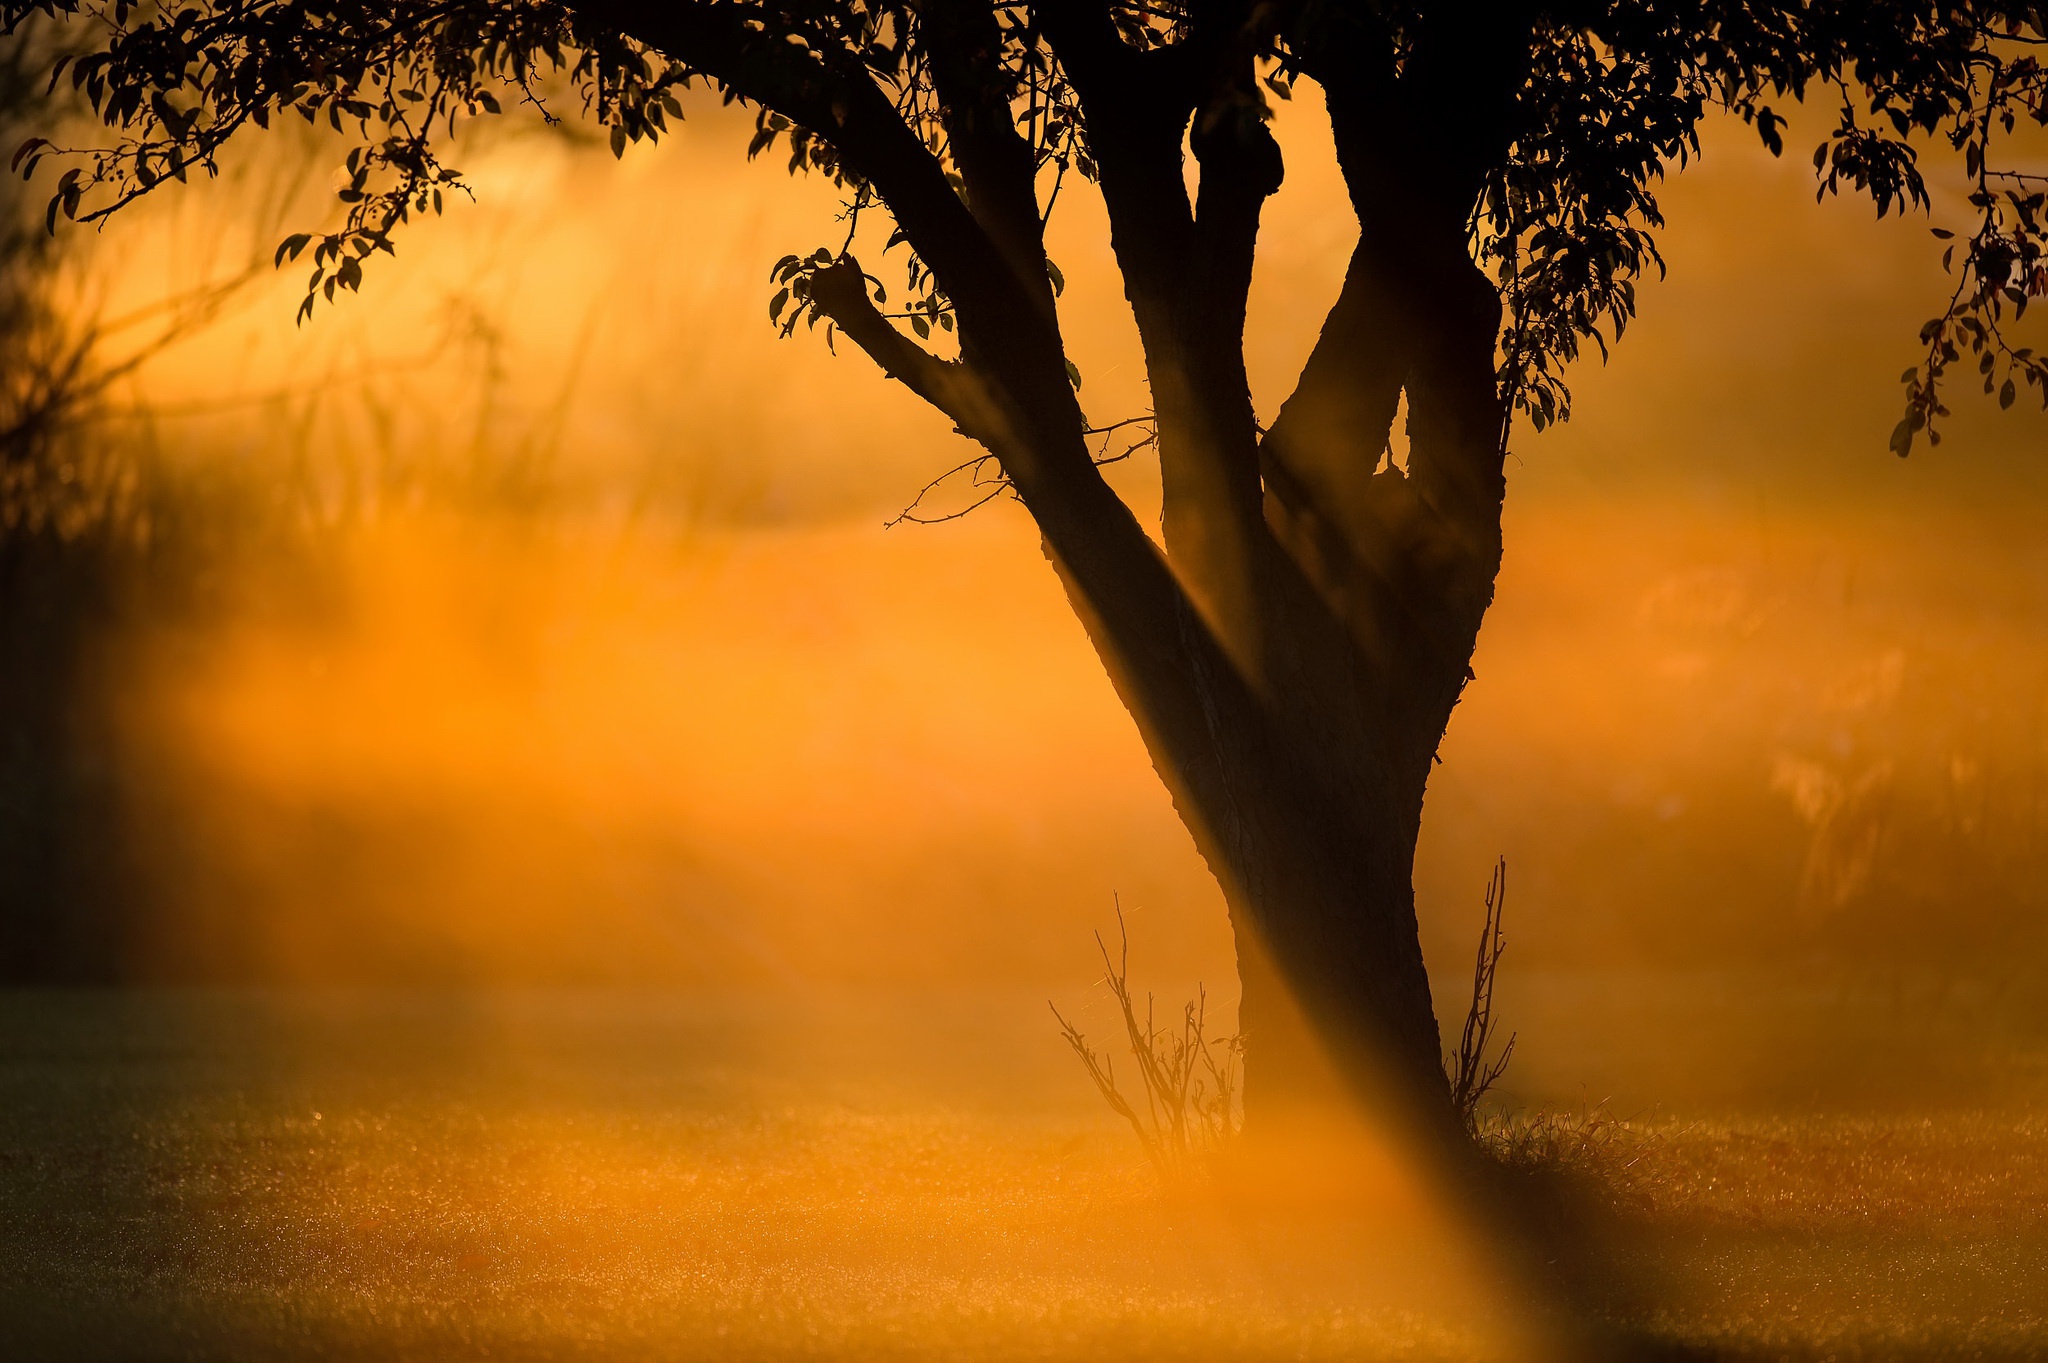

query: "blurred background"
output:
5 26 2046 1113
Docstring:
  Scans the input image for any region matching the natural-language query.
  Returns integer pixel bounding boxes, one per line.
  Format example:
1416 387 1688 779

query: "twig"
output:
1447 856 1517 1133
1050 897 1242 1180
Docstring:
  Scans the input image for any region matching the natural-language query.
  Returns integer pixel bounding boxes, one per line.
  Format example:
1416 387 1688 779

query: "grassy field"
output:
2 986 2045 1361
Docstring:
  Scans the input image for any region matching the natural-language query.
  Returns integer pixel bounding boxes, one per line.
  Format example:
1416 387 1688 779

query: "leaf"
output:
273 232 311 267
11 136 45 174
609 123 627 159
2001 378 2017 409
768 287 789 322
1064 359 1082 391
1888 418 1916 457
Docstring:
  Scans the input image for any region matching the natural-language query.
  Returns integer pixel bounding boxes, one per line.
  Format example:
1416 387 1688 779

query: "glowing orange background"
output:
59 90 2048 1062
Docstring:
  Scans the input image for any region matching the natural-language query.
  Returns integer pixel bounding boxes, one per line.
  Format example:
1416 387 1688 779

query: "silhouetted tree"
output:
10 0 2046 1140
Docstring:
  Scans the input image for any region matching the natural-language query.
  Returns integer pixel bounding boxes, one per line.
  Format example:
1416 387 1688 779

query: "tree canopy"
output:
7 1 2048 457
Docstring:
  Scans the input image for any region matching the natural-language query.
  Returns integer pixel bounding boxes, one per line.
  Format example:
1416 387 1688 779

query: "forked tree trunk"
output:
739 0 1517 1143
1024 215 1509 1143
1029 439 1502 1144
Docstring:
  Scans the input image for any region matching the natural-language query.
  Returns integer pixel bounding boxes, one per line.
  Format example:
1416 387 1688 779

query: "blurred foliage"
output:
0 22 578 979
0 18 144 980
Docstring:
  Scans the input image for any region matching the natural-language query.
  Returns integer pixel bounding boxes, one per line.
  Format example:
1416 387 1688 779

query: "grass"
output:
2 987 2047 1361
1602 1112 2048 1360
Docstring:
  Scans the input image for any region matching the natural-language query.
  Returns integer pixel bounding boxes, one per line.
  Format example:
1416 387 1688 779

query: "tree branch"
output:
1263 1 1525 543
1032 0 1147 101
1035 0 1287 658
1258 243 1408 542
909 0 1053 308
586 0 1120 516
582 0 1013 329
1243 13 1516 771
807 255 1001 440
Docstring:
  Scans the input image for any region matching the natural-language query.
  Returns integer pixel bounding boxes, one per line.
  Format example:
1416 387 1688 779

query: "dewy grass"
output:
0 990 1515 1362
5 990 2048 1360
1475 1106 1651 1181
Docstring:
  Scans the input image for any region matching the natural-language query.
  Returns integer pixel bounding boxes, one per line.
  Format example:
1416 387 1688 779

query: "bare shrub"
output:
1050 901 1241 1180
1446 856 1517 1134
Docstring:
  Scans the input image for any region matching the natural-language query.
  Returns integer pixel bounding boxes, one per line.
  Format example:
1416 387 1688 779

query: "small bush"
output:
1051 902 1241 1181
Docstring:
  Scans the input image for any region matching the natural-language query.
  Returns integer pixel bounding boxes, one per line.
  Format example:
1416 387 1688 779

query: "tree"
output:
9 0 2047 1143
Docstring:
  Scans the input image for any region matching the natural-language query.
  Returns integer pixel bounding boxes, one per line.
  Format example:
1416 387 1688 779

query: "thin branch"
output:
1050 897 1241 1180
805 254 998 438
1447 856 1517 1133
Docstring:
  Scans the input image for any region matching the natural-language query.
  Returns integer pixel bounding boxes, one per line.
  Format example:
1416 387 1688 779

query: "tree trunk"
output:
762 2 1511 1144
1185 668 1460 1139
1038 484 1491 1144
1030 229 1505 1144
1224 810 1444 1125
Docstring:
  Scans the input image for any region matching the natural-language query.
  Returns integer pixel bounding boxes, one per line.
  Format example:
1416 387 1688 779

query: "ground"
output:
1 984 2044 1361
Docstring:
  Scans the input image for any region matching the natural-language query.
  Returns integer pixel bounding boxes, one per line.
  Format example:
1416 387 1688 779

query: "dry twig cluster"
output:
1447 856 1517 1134
1051 902 1240 1180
